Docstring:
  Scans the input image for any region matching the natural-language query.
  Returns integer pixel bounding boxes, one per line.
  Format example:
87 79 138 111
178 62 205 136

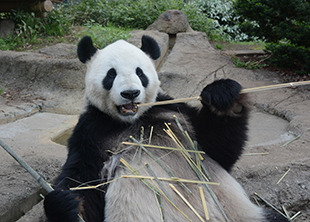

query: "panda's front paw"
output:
200 79 242 114
44 190 80 222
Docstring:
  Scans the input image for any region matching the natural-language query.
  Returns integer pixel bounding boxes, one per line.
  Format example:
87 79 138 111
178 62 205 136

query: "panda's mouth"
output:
118 102 138 116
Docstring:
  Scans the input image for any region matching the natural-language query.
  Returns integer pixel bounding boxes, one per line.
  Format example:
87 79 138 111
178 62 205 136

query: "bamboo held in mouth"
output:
137 80 310 108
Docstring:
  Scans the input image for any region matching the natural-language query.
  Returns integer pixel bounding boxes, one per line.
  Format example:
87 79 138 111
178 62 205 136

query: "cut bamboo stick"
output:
170 184 205 222
122 141 205 154
0 139 85 222
199 187 210 221
138 80 310 107
276 168 291 185
121 175 219 185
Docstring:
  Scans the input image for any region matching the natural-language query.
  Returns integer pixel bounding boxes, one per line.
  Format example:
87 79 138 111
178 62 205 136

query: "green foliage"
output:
0 4 72 50
192 0 250 41
181 2 218 39
65 0 184 28
265 43 310 74
215 44 223 50
234 0 310 73
234 0 310 45
65 0 227 40
80 23 132 49
232 57 266 70
1 0 259 51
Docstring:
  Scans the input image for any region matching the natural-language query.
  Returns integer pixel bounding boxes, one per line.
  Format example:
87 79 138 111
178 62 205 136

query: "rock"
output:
0 19 14 38
37 43 77 59
0 113 77 222
159 31 227 98
146 10 193 34
128 30 169 69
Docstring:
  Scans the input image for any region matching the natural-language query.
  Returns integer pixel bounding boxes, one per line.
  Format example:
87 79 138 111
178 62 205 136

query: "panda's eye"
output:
107 68 117 78
103 68 117 90
136 67 143 77
136 67 149 88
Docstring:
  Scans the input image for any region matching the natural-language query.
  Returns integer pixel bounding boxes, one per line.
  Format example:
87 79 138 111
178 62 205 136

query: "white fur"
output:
84 40 160 122
103 111 266 222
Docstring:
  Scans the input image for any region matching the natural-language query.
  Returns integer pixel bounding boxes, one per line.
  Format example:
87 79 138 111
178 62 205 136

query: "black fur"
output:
44 190 79 222
140 35 160 60
265 209 290 222
136 67 149 87
44 79 250 221
199 79 248 171
200 79 242 112
103 68 117 90
77 36 98 63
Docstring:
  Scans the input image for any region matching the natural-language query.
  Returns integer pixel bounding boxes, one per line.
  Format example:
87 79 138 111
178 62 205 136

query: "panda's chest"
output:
103 110 194 155
102 110 203 222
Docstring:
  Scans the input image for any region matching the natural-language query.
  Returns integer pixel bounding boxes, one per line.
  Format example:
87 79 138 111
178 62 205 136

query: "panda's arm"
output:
196 79 249 172
44 107 113 222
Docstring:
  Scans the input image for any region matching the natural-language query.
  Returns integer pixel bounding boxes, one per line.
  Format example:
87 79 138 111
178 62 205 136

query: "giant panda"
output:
44 35 288 222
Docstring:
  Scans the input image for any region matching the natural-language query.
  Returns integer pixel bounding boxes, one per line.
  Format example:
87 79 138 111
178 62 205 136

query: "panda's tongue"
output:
121 103 138 114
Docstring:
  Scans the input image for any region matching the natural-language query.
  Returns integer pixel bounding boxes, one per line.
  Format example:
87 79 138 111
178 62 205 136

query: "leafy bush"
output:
65 0 184 28
181 2 218 39
1 0 256 51
234 0 310 73
65 0 230 40
192 0 250 41
265 43 310 73
0 4 72 50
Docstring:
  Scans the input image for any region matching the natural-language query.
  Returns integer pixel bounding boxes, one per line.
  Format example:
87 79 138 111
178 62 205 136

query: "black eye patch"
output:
136 67 149 87
103 68 117 90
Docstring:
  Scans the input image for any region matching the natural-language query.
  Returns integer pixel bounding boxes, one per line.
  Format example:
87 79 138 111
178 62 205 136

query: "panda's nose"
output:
121 90 140 100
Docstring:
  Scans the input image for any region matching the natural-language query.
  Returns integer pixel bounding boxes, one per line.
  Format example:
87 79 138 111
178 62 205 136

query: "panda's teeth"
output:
120 103 138 115
121 106 128 113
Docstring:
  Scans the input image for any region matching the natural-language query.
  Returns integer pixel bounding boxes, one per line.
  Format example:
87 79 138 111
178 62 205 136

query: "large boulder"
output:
147 10 193 34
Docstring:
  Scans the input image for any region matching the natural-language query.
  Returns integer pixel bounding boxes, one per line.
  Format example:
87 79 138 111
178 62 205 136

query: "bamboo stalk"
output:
167 118 228 221
121 175 219 185
130 136 192 194
138 96 201 107
290 211 301 221
122 141 205 154
138 80 310 107
0 139 53 193
120 158 159 194
151 180 191 221
169 184 205 222
70 177 121 191
282 205 290 218
199 187 210 221
0 139 85 222
154 191 165 222
276 168 291 185
254 192 287 219
282 134 301 146
145 163 176 206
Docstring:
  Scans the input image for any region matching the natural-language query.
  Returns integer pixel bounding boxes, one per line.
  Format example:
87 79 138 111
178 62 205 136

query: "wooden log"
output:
32 0 53 12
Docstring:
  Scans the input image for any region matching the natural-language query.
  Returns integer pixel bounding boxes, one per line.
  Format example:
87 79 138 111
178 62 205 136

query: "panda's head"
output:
77 35 161 122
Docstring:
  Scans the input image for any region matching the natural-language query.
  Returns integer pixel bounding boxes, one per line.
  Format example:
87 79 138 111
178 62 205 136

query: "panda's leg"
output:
44 148 106 222
196 79 249 172
264 209 290 222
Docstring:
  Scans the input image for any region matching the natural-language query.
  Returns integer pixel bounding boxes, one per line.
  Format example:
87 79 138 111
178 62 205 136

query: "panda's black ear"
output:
77 36 98 63
141 35 160 60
